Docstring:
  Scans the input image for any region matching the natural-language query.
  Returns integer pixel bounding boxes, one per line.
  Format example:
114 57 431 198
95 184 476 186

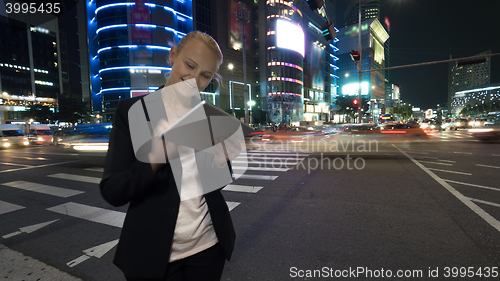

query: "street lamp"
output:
228 63 235 117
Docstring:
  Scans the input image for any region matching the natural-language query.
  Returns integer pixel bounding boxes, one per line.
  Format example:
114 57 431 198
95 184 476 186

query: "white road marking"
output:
11 156 48 160
437 159 456 163
67 239 119 268
0 161 77 173
395 145 500 233
2 181 84 198
0 200 25 215
453 151 473 154
406 151 429 154
444 180 500 192
418 160 453 166
492 154 500 157
84 167 104 172
468 198 500 208
224 184 263 193
0 162 33 167
414 156 438 159
427 168 472 175
476 164 500 169
233 174 278 180
226 201 240 211
247 152 310 156
232 159 302 165
2 219 59 239
47 202 125 228
48 173 101 184
243 156 305 161
233 166 289 172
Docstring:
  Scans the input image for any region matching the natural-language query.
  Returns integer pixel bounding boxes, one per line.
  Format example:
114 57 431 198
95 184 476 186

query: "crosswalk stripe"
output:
226 201 240 211
2 181 84 198
84 168 104 172
233 166 289 172
223 184 263 193
233 174 278 180
0 200 25 215
47 202 126 228
47 200 242 228
232 160 302 165
247 152 309 156
48 173 101 184
242 156 305 161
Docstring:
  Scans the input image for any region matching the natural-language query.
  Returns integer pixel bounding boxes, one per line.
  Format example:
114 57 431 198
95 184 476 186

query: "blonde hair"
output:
173 31 223 84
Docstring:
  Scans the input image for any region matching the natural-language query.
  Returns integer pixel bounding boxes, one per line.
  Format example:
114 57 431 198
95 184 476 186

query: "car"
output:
377 123 430 139
0 124 30 148
261 126 325 143
52 129 81 146
450 118 469 130
469 118 500 141
28 124 54 145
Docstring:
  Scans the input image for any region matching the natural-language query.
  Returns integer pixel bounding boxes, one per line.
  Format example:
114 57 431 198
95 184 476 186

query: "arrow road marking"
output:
67 239 119 268
2 219 59 239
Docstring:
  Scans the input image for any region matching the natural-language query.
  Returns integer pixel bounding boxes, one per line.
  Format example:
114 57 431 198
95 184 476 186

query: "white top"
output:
160 86 218 262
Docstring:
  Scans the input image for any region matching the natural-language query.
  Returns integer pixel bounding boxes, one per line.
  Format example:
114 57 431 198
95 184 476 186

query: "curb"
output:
0 244 83 281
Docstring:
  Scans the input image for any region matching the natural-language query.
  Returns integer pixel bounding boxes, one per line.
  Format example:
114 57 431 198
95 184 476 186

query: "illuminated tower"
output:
87 0 193 121
262 0 305 124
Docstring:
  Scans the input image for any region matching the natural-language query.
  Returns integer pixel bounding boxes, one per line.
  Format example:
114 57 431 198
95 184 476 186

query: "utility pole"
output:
236 1 250 124
357 0 362 124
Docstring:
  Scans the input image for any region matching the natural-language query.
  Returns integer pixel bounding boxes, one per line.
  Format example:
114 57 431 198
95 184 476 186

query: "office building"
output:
87 0 194 121
0 7 61 124
448 50 491 113
336 18 388 105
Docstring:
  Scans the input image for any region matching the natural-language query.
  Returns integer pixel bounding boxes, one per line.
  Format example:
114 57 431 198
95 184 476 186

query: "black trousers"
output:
126 243 226 281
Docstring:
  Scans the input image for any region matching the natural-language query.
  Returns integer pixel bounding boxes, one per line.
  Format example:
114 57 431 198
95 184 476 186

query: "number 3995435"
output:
5 2 61 14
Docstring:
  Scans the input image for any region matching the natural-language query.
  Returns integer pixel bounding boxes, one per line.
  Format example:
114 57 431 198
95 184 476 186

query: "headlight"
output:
468 121 474 126
455 122 461 126
38 137 43 141
430 125 435 129
3 142 10 147
420 123 428 128
474 122 480 126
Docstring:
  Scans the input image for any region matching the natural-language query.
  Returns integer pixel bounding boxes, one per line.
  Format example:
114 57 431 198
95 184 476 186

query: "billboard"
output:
276 20 304 57
341 82 369 96
311 44 325 91
230 0 250 51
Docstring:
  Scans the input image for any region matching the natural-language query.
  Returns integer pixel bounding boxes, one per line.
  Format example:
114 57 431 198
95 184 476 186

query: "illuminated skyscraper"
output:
87 0 193 121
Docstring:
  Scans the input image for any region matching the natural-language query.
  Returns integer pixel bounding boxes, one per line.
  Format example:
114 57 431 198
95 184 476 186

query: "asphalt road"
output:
1 130 499 281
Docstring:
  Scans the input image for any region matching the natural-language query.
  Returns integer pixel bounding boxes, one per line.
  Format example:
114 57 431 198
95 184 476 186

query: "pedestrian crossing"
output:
0 149 309 240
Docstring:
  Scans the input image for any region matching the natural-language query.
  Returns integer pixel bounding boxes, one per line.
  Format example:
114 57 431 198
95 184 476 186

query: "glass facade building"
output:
87 0 193 121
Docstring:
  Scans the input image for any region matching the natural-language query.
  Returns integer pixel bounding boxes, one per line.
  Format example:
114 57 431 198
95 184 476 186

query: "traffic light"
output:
350 50 360 61
353 99 359 107
306 0 325 11
321 21 337 41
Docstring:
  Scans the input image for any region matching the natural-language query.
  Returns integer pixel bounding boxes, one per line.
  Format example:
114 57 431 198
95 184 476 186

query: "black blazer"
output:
100 95 236 279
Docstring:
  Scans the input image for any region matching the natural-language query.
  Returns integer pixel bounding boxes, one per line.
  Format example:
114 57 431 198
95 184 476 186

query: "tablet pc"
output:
159 101 254 151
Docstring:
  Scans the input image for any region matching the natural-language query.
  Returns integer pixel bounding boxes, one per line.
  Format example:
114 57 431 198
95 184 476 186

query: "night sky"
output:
337 0 500 110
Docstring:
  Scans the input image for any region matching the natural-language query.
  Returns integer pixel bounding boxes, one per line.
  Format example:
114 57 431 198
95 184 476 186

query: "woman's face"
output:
166 39 220 92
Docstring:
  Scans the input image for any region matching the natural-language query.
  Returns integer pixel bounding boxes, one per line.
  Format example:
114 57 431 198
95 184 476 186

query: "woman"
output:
100 31 238 281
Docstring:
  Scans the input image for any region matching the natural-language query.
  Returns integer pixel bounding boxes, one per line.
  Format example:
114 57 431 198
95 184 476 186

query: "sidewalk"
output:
0 244 83 281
